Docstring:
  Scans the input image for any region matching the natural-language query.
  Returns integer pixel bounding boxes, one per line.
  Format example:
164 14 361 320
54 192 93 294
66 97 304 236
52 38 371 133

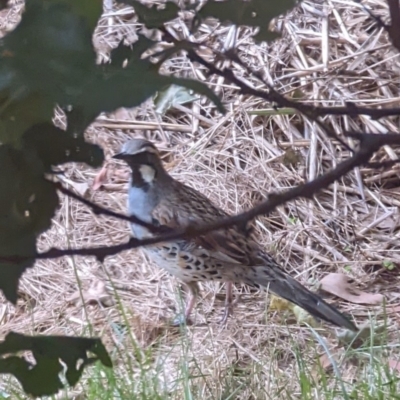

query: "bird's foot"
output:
219 307 232 324
218 296 240 324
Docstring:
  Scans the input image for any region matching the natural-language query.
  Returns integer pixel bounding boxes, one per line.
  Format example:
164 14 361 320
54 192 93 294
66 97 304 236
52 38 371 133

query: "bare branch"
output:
387 0 400 52
186 49 400 123
3 133 398 264
186 50 349 150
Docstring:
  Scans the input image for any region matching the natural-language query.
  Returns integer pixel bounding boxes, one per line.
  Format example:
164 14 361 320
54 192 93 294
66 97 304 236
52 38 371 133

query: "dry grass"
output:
1 0 400 399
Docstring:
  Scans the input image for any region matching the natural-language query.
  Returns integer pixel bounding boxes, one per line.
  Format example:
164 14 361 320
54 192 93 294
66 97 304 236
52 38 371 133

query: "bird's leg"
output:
172 281 199 326
219 282 238 324
184 282 199 320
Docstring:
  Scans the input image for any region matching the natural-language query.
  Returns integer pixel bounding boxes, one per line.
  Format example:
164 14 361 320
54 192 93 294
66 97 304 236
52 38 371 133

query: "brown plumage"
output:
113 138 357 331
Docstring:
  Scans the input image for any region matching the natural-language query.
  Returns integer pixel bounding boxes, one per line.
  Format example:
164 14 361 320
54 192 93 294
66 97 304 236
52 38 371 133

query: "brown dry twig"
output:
3 132 399 263
365 158 400 169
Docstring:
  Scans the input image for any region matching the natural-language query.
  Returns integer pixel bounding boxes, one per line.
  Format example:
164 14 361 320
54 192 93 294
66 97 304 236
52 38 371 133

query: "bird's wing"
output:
152 183 257 265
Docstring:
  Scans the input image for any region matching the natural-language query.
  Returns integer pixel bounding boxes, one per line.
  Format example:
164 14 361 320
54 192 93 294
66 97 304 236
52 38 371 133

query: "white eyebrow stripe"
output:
139 145 158 154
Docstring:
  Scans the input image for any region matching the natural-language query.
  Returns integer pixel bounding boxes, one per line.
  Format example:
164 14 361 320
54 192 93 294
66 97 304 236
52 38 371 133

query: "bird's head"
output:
113 138 165 185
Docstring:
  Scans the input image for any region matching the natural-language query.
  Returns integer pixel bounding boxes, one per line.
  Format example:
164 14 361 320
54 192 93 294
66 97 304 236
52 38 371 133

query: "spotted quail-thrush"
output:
113 138 357 331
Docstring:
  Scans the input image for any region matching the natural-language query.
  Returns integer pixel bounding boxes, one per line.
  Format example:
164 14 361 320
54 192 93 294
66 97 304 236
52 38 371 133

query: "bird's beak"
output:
112 152 127 160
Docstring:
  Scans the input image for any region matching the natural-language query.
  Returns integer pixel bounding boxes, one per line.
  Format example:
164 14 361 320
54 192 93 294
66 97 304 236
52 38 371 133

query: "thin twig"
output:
365 159 400 169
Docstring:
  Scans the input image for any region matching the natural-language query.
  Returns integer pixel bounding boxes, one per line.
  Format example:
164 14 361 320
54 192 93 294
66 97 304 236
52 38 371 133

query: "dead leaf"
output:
318 353 335 371
113 107 133 120
71 182 89 197
311 352 340 382
58 176 89 197
319 273 384 305
67 279 114 307
154 84 198 115
388 359 400 375
92 164 108 190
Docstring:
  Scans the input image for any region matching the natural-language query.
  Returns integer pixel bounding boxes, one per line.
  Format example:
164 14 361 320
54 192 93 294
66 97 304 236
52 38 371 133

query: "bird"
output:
113 138 357 331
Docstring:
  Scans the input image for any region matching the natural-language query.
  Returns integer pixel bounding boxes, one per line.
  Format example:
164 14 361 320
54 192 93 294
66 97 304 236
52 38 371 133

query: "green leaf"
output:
0 90 55 146
80 39 225 116
343 265 352 272
0 0 101 143
0 332 112 397
383 260 395 271
22 123 104 170
0 145 59 303
170 77 224 114
5 0 99 98
197 0 297 43
63 105 94 138
154 84 199 115
282 148 302 167
1 1 223 148
337 321 386 348
67 0 103 32
122 0 180 29
0 260 35 305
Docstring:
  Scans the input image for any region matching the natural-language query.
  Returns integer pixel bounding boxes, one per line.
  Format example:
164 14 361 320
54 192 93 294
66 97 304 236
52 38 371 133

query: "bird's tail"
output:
241 263 357 331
